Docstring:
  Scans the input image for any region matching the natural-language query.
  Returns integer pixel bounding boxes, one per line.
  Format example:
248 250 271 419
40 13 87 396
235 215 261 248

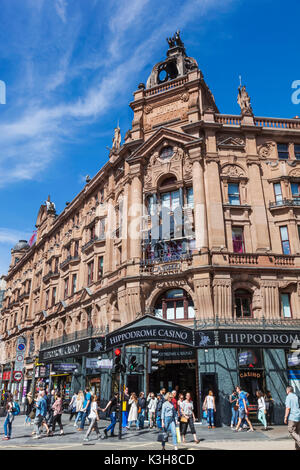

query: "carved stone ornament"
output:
183 153 193 179
172 146 184 162
221 164 245 178
145 105 153 114
257 141 276 159
180 92 189 103
289 168 300 178
217 135 245 149
144 172 152 189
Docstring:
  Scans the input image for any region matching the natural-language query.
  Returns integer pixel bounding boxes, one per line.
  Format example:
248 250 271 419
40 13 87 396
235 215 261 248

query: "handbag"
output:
157 431 169 443
29 409 36 419
138 407 141 414
180 416 188 423
234 405 239 411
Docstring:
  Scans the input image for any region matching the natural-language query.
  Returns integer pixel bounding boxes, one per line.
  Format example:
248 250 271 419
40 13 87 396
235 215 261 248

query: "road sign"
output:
13 371 23 382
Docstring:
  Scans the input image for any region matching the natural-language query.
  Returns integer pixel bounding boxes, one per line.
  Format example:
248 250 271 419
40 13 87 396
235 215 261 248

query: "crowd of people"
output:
1 385 299 450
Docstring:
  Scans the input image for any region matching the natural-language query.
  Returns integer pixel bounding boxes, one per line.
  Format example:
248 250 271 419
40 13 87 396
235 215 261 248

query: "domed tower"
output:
128 31 219 142
10 240 30 267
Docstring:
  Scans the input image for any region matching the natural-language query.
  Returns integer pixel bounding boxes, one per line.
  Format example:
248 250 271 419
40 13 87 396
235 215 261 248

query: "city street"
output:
0 414 295 451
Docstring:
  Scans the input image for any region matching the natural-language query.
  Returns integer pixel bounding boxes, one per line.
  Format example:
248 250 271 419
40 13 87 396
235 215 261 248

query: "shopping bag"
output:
157 432 169 443
176 425 181 443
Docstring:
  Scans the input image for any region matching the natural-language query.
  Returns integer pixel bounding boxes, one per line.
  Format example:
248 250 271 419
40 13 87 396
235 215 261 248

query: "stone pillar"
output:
213 277 232 319
129 165 142 262
262 281 279 320
192 159 208 251
204 159 226 250
104 197 115 275
194 278 213 320
247 162 270 252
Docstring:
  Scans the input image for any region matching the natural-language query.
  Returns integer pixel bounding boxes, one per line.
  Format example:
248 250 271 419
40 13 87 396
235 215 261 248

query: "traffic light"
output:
128 355 144 373
148 349 159 373
113 348 122 373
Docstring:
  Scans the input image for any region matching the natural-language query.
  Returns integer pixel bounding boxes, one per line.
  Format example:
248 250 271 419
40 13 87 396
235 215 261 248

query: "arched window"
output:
154 289 195 320
234 289 252 318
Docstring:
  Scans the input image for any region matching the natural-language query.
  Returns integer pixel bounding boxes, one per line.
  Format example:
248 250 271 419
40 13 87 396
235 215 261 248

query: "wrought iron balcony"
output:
194 315 300 330
43 270 60 282
40 326 108 351
140 250 193 274
60 256 80 270
269 198 300 209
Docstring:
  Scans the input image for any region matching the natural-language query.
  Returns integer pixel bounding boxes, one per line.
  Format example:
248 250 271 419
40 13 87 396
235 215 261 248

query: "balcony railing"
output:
43 270 60 282
40 326 107 351
214 252 296 267
60 256 80 270
144 76 188 97
140 251 193 274
255 116 300 130
228 253 259 265
270 198 300 209
215 114 242 126
194 315 300 329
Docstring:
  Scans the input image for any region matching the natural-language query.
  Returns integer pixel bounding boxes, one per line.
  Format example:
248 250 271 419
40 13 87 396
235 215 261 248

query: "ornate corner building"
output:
1 34 300 424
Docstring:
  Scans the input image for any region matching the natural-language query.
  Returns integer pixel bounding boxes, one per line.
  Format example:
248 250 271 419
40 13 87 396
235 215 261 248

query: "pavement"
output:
0 414 296 450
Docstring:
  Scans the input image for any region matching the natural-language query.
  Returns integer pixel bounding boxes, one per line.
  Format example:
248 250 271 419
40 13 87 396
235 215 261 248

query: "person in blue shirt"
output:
78 388 92 431
234 386 254 433
161 392 178 451
284 386 300 450
33 391 50 439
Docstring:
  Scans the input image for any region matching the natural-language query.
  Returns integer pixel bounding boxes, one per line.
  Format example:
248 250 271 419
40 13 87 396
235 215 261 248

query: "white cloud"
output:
55 0 68 23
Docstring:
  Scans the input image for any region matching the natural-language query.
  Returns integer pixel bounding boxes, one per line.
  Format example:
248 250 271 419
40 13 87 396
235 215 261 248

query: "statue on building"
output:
166 30 184 49
237 83 253 116
45 195 56 213
112 125 121 152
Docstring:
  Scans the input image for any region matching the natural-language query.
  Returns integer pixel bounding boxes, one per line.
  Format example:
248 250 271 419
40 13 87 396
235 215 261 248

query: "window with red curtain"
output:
232 227 245 253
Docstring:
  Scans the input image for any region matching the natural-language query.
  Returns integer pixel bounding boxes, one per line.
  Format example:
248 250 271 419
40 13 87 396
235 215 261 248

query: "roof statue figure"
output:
237 83 253 116
112 125 121 152
45 195 56 213
167 30 184 50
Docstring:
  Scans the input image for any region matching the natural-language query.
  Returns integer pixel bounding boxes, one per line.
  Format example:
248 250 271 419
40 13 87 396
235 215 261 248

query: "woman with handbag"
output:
128 393 138 429
203 390 216 429
25 392 34 426
256 390 268 430
161 392 178 450
229 390 239 428
181 393 200 444
75 390 84 428
68 392 78 422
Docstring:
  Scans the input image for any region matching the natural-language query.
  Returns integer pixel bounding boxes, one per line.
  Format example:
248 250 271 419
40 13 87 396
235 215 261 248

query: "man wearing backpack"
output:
3 393 14 440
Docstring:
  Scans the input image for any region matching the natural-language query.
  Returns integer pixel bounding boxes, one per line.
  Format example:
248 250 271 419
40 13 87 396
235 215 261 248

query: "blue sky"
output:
0 0 300 275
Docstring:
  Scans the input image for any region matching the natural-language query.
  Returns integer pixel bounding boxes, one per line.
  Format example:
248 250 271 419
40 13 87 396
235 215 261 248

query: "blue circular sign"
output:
18 344 25 351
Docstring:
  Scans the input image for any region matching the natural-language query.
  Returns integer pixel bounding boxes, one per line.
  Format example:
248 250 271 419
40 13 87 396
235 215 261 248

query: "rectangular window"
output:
90 224 96 241
74 240 79 258
228 183 240 205
277 143 289 160
298 225 300 241
98 257 103 280
45 290 49 309
295 144 300 160
281 293 292 318
291 182 300 197
232 227 245 253
52 287 57 306
187 187 194 209
87 261 94 285
161 190 180 211
147 195 155 216
64 278 69 299
274 183 283 204
71 274 77 295
54 258 59 273
280 226 291 254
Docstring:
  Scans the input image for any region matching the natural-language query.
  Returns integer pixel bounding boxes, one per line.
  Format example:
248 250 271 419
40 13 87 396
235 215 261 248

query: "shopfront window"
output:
154 289 195 320
238 348 265 405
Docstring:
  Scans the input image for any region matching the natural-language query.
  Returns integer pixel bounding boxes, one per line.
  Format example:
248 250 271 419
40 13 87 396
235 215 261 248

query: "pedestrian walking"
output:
180 392 199 444
122 387 130 429
284 385 300 450
24 392 34 426
171 390 178 412
203 390 216 429
229 390 239 428
78 387 92 431
161 392 178 451
234 386 254 433
2 393 14 440
46 390 55 428
84 395 101 441
137 392 146 430
101 392 119 438
128 393 138 429
177 393 185 434
156 393 164 430
50 392 64 435
147 392 157 429
265 390 274 427
75 390 85 428
33 391 50 439
256 390 268 430
68 392 78 422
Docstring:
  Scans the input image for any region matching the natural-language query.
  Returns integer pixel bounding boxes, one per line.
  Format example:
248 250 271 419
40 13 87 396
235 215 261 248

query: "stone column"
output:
192 159 208 251
247 162 271 252
204 159 226 250
213 277 232 319
129 165 142 262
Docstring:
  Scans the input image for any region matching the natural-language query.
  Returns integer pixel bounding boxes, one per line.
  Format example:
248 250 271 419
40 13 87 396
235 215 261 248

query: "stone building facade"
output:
1 36 300 423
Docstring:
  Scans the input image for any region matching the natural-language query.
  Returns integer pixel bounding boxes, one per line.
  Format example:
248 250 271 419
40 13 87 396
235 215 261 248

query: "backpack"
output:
12 402 20 416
